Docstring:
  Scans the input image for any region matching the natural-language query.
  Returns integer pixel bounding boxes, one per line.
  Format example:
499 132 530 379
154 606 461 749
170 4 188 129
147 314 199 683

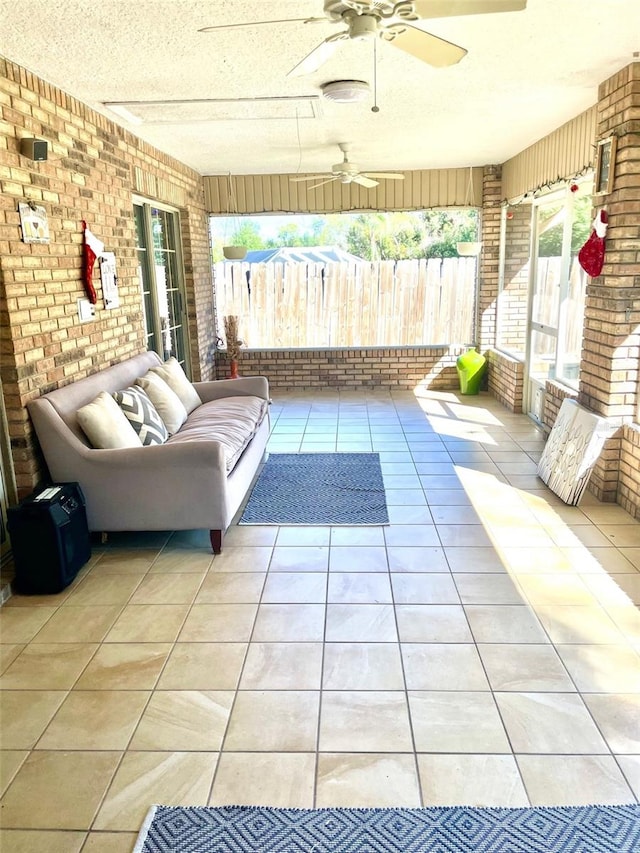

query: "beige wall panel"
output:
502 106 597 201
203 168 483 214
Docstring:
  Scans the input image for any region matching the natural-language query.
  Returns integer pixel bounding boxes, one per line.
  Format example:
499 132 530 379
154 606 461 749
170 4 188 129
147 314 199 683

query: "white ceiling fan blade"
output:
198 17 324 33
389 25 467 68
287 35 342 77
290 174 334 183
362 172 406 180
412 0 526 17
352 175 379 188
305 177 339 190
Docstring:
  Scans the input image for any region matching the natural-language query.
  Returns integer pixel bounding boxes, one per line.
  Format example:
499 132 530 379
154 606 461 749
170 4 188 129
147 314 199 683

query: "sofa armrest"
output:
58 441 232 532
76 440 227 471
49 440 228 504
193 376 269 403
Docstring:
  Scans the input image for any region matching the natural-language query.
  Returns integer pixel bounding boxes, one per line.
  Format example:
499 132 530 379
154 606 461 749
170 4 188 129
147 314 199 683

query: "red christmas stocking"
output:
578 209 608 278
82 220 104 304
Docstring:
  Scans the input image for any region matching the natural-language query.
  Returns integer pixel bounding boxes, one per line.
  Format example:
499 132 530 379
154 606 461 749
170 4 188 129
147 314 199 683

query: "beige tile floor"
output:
1 388 640 852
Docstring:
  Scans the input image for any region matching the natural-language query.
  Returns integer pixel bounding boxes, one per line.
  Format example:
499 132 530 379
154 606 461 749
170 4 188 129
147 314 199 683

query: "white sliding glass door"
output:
134 200 191 374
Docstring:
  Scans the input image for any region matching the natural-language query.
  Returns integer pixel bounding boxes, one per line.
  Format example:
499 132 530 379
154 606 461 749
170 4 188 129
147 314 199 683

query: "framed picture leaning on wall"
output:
594 135 617 195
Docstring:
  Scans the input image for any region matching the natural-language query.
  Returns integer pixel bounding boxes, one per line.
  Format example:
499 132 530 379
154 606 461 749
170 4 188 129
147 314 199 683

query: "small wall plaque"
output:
100 252 119 309
594 136 617 196
18 202 50 243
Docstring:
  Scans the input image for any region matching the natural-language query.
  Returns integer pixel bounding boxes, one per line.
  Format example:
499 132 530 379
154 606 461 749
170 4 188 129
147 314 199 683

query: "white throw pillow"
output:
150 357 201 414
77 391 142 449
135 371 187 435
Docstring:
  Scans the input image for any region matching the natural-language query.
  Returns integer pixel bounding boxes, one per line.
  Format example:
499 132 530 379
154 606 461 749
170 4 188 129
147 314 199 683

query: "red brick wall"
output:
477 165 502 353
543 380 578 430
578 62 640 502
619 424 640 520
217 346 467 391
496 203 531 354
487 350 524 412
0 59 214 496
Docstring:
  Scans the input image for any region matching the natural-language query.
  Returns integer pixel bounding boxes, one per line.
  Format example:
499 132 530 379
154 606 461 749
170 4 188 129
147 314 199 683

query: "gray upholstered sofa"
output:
27 351 270 552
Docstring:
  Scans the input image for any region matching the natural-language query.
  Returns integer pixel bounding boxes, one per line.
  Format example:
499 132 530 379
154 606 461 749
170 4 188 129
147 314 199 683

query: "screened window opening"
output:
210 209 481 349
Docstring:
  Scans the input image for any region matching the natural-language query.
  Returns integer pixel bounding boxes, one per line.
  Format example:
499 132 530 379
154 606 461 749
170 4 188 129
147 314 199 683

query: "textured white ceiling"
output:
1 0 638 176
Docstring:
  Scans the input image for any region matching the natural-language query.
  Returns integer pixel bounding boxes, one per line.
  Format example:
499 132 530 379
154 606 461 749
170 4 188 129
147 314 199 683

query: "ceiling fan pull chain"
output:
372 38 380 113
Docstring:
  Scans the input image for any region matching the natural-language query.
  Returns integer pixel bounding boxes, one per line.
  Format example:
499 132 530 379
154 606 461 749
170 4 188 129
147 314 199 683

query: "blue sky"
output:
210 213 320 241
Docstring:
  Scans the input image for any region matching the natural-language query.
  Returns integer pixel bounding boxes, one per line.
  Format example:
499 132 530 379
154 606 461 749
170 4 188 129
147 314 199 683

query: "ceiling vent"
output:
321 80 370 104
103 96 320 124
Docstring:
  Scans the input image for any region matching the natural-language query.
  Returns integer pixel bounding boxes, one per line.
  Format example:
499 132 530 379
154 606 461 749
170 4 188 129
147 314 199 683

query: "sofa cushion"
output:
167 395 268 473
150 357 201 414
112 386 169 446
77 391 143 449
135 371 187 435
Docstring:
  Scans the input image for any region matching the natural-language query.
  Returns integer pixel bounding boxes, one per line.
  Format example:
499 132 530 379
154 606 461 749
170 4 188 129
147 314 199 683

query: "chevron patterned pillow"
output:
112 386 169 446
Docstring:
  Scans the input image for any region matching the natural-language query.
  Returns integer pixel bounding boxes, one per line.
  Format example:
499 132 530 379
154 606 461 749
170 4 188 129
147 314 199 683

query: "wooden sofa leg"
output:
210 529 223 554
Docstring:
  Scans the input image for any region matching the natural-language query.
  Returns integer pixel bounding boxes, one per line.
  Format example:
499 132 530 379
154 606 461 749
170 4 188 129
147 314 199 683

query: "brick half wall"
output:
619 424 640 520
217 346 467 391
487 349 524 412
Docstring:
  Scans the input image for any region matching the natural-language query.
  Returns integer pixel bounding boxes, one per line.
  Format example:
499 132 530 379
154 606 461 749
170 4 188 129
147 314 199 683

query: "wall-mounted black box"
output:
19 137 48 161
7 483 91 594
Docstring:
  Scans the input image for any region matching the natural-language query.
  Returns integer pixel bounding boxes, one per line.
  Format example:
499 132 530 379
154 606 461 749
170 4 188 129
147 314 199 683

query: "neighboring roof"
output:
239 247 363 264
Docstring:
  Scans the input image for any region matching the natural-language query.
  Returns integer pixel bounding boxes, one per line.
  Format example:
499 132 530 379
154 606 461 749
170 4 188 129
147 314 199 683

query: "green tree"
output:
570 195 593 253
228 221 264 250
267 223 303 247
210 209 482 263
210 219 265 262
264 216 348 248
344 212 425 260
341 210 479 260
421 209 479 258
537 195 593 257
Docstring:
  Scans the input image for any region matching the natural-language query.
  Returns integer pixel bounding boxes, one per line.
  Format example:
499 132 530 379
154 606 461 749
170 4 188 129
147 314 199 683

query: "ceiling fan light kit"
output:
321 80 370 103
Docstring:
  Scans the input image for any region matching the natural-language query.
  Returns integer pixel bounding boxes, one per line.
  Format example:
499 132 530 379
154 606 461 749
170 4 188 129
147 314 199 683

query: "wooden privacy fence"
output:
213 258 477 348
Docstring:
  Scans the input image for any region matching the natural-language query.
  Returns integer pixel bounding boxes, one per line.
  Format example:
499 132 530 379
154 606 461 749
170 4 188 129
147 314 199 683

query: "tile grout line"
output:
202 532 275 806
85 541 213 834
313 537 331 810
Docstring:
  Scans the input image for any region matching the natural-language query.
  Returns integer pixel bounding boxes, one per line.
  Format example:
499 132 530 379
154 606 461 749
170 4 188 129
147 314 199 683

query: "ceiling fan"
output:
199 1 527 76
290 143 405 189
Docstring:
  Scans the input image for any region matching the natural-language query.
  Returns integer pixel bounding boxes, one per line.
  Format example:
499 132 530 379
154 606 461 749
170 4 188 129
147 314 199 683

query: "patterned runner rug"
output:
134 803 640 853
239 452 389 525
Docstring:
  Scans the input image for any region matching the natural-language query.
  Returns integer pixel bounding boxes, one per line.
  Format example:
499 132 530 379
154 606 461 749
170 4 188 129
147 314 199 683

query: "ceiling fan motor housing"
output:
333 151 360 177
323 0 391 22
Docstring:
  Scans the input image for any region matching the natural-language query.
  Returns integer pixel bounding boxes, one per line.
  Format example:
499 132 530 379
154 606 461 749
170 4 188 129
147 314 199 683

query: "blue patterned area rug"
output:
134 803 640 853
239 452 389 525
